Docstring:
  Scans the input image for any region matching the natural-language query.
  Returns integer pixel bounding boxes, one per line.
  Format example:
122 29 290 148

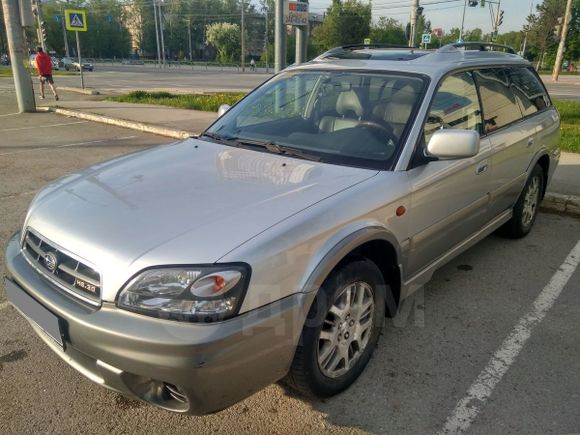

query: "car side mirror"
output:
217 104 231 118
426 129 480 160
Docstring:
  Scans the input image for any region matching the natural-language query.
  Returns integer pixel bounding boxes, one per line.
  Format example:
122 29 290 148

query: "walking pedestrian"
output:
250 58 256 71
34 47 59 101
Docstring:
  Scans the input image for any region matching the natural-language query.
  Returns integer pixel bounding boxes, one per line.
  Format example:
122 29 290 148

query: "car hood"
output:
25 138 377 299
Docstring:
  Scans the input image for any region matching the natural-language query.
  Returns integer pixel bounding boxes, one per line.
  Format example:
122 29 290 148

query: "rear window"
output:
504 67 549 116
473 68 522 133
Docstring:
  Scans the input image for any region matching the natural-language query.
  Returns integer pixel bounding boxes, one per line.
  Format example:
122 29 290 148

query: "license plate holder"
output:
4 278 65 349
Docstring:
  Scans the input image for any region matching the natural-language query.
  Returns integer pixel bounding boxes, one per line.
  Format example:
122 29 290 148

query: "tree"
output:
564 0 580 62
370 17 406 45
206 21 240 63
440 27 461 45
311 0 371 51
525 0 566 68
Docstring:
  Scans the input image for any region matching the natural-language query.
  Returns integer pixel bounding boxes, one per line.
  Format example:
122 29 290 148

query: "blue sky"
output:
307 0 533 34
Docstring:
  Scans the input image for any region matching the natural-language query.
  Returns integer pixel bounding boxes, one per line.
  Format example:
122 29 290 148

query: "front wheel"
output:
501 164 544 238
286 258 386 397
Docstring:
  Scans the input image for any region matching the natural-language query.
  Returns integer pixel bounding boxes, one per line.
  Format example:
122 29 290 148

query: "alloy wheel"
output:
317 281 375 378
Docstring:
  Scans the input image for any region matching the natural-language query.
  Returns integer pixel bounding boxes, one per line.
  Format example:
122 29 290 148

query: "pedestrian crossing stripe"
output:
65 9 87 32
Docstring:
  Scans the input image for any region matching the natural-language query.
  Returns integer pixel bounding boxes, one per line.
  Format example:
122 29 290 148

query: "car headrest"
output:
336 89 363 118
392 84 419 105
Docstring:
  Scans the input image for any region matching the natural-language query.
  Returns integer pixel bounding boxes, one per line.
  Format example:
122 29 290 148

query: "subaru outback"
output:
4 42 560 414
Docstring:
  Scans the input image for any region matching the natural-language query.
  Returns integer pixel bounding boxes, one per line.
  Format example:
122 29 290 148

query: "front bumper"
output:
5 232 312 414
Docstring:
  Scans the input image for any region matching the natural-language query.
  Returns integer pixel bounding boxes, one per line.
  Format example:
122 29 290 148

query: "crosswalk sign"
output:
65 9 87 32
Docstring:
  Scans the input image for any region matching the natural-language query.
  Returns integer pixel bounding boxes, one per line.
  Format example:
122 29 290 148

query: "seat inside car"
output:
373 82 419 139
319 88 364 133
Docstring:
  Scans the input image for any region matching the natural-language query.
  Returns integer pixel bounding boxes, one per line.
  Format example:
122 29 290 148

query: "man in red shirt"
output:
34 47 59 101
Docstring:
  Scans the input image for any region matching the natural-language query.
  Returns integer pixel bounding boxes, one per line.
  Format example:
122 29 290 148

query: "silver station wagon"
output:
5 42 560 414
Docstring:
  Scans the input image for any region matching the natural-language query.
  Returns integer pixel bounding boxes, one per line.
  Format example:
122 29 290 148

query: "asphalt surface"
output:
541 74 580 101
1 87 580 434
7 63 577 99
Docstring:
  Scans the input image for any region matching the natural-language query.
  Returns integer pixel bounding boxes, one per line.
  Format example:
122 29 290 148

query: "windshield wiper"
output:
199 132 241 147
236 139 321 162
201 133 320 162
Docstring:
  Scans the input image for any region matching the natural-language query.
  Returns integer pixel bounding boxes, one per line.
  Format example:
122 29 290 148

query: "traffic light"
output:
498 10 504 27
39 20 47 42
468 1 478 7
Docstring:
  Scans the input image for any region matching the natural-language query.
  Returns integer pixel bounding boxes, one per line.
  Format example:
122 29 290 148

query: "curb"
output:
541 193 580 216
42 106 196 140
58 86 100 95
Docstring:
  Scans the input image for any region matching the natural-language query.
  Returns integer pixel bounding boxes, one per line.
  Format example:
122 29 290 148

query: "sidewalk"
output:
40 95 580 214
40 99 216 137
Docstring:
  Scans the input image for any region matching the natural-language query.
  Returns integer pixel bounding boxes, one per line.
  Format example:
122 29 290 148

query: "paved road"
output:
540 75 580 101
4 64 577 99
1 88 580 434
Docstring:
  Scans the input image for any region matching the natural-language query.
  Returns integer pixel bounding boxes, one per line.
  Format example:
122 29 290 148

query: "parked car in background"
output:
62 57 93 71
5 42 560 416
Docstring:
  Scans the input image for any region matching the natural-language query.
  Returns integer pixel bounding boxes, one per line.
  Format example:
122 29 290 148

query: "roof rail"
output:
317 43 419 59
438 42 516 54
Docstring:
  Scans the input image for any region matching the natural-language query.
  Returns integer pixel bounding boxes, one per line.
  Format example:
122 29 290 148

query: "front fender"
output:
298 224 402 294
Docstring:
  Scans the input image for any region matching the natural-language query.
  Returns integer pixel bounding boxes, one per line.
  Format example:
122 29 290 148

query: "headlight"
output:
117 264 251 322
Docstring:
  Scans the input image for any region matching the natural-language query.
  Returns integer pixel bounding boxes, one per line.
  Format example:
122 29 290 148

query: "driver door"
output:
406 71 492 277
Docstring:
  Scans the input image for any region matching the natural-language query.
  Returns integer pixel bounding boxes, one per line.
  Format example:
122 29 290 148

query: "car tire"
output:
501 164 544 239
286 258 386 398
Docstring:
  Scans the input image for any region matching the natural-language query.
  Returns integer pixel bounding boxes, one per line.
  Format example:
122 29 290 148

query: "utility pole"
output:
241 0 245 72
152 0 161 67
158 0 166 67
493 0 502 37
520 1 533 57
409 0 418 47
187 17 192 61
552 0 573 81
2 0 35 112
33 0 46 51
264 8 269 72
274 0 285 73
61 11 70 57
459 0 467 41
296 26 305 63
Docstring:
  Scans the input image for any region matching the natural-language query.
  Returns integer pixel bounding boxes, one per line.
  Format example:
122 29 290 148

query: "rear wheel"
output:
286 259 386 397
501 164 544 238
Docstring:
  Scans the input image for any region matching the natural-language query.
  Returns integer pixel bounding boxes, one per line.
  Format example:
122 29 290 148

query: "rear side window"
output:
473 68 522 134
504 67 549 116
424 71 482 143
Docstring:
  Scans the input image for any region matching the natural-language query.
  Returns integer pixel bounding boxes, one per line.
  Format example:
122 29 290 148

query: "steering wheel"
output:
355 121 397 145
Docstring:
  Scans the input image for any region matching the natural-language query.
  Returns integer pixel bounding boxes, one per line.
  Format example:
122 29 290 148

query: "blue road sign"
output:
65 9 87 32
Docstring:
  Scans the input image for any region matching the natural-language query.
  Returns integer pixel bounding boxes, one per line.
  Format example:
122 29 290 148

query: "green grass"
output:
106 91 246 112
554 100 580 125
554 100 580 153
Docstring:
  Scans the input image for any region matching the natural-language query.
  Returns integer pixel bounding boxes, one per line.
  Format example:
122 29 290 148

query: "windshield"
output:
205 70 426 169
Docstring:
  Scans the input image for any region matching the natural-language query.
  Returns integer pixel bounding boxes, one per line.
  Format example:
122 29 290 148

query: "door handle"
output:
476 161 489 175
527 138 535 147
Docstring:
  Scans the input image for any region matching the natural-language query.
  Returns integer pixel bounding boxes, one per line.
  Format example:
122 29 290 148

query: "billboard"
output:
285 1 309 26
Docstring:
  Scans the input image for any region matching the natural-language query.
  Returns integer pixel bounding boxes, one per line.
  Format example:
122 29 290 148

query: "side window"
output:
424 71 482 143
473 68 522 133
504 67 549 116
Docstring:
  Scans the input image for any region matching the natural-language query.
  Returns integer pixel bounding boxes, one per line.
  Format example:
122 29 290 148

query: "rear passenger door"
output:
473 67 543 217
406 71 491 276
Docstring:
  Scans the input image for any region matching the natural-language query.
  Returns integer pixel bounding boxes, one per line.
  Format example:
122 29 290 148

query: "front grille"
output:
22 229 101 305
